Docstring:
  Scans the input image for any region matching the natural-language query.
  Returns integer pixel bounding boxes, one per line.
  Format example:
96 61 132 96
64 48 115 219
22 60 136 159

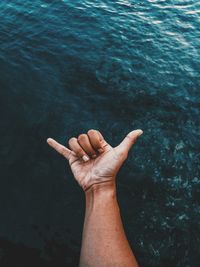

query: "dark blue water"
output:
0 0 199 266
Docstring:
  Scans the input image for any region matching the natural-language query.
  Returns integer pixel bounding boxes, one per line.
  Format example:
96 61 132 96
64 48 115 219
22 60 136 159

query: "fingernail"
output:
91 154 97 158
98 148 104 153
137 130 143 136
82 155 90 162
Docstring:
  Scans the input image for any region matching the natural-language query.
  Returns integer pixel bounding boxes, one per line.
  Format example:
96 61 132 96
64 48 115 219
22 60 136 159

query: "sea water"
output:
0 0 199 266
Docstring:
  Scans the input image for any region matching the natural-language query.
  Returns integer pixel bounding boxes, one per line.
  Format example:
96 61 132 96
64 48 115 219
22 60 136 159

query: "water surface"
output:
0 0 199 266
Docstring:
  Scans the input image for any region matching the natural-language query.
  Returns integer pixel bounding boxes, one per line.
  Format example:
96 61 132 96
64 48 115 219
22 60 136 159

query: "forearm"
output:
47 129 143 266
79 181 139 267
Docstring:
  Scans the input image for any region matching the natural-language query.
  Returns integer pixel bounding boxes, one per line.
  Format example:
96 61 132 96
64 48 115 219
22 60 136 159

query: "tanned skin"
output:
47 128 143 267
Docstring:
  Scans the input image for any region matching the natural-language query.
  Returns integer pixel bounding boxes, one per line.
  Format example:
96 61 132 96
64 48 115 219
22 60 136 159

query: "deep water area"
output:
0 0 200 266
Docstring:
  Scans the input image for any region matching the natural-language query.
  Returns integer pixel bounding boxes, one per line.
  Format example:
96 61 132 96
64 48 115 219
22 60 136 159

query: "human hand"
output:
47 129 143 191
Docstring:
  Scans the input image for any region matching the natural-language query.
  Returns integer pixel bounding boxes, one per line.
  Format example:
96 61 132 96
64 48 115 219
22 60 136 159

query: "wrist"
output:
84 180 118 215
85 180 116 197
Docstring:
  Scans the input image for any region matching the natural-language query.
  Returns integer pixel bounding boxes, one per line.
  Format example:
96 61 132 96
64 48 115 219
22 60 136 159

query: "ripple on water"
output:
0 1 199 267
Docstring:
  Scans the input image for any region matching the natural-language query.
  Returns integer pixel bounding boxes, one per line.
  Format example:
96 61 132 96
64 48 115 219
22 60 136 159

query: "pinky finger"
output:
47 138 72 160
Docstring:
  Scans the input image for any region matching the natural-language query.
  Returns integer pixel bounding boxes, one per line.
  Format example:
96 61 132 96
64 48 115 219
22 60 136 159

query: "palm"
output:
68 146 126 190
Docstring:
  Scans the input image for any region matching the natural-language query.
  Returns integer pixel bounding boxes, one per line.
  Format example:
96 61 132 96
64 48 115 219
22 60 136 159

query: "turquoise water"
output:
0 0 199 266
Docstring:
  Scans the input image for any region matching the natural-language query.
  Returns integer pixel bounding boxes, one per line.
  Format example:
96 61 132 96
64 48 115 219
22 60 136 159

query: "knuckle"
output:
126 134 135 143
60 147 65 155
126 134 132 140
76 148 84 155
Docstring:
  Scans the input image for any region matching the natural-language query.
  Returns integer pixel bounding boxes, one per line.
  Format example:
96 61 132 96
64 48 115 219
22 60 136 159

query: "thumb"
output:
115 129 143 155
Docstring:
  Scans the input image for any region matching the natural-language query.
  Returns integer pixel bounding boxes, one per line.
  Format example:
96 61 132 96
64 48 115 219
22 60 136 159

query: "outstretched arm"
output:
47 129 142 267
80 181 139 267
